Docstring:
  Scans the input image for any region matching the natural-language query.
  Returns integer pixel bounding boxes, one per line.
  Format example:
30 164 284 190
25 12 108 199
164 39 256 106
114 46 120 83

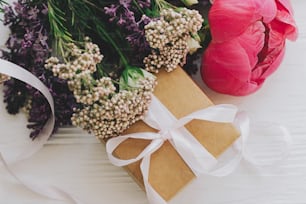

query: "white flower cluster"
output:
46 39 157 139
144 8 203 73
71 77 156 139
46 41 102 80
45 40 113 105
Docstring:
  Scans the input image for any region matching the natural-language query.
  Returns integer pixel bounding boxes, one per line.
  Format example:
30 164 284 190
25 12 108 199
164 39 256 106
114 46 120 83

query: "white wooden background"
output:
1 0 306 203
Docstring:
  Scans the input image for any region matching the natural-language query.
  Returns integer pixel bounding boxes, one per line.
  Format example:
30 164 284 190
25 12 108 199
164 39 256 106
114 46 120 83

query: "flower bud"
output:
120 66 156 90
187 37 202 54
181 0 199 6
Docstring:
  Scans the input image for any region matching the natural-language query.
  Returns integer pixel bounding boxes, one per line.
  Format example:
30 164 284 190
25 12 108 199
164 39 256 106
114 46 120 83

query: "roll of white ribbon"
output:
0 59 82 204
0 59 55 163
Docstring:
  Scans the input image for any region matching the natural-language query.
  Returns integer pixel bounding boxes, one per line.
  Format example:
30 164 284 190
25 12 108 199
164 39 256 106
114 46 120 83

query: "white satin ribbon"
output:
0 59 54 163
106 96 244 204
0 58 292 204
106 96 291 204
0 59 81 204
240 122 292 167
107 97 239 175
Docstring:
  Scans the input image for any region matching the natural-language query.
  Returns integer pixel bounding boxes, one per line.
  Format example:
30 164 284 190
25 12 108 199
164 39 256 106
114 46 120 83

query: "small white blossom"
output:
144 8 203 73
187 37 202 54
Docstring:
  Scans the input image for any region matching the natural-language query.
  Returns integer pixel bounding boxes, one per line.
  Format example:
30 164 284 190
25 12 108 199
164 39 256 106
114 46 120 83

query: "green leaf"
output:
135 67 145 77
0 0 8 14
122 70 129 84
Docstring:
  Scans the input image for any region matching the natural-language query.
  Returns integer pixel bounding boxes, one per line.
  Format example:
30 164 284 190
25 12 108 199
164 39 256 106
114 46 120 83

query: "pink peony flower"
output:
201 0 298 96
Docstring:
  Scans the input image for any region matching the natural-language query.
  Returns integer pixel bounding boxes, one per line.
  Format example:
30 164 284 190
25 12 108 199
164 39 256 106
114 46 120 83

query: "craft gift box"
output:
101 67 240 201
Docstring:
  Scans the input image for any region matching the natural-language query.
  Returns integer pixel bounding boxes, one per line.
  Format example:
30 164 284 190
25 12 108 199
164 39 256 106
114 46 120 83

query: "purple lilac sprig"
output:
1 0 78 139
104 0 152 62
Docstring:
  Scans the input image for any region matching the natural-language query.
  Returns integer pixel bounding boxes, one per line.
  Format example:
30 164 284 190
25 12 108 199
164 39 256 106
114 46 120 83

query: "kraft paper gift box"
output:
100 67 240 201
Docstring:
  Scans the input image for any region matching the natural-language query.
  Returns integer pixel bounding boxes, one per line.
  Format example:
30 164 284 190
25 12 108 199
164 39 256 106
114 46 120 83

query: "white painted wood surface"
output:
1 0 306 203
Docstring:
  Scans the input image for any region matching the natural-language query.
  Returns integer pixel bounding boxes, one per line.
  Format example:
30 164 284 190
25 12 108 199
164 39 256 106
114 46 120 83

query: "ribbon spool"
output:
0 59 81 204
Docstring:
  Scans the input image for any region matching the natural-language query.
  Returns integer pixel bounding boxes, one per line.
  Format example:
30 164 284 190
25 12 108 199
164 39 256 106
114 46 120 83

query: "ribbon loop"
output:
106 132 165 167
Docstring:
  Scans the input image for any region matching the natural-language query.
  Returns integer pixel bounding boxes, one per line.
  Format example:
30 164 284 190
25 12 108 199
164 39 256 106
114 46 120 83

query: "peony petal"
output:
237 21 265 69
201 40 261 96
253 0 277 23
276 0 294 14
253 26 286 80
208 0 261 42
274 0 298 41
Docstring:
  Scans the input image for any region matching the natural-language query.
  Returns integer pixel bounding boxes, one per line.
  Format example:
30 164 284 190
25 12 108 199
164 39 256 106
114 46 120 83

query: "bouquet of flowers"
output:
0 0 209 139
0 0 297 141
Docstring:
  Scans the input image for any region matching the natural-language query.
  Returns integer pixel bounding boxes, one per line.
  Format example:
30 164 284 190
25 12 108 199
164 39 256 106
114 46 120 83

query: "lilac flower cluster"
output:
1 0 78 139
104 0 152 58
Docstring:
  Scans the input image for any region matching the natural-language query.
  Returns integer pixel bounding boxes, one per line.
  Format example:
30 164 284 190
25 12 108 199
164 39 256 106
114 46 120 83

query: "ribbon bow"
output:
106 96 243 204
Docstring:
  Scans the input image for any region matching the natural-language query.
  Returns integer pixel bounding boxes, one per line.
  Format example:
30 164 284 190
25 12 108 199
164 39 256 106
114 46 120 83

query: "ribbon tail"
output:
3 117 55 164
141 155 167 204
0 153 82 204
169 105 239 176
205 112 250 177
241 122 292 167
173 104 238 130
107 133 167 203
171 128 218 176
106 133 164 167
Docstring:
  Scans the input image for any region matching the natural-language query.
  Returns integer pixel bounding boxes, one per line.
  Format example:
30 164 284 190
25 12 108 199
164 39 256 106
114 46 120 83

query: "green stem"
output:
96 64 106 78
48 0 73 58
204 24 210 30
0 0 7 20
132 0 144 14
95 23 129 68
0 0 7 7
83 0 105 12
154 0 176 10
